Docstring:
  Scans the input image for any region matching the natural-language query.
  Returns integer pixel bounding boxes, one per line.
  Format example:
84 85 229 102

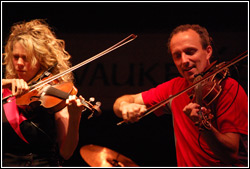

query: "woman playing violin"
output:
113 24 248 166
2 19 85 166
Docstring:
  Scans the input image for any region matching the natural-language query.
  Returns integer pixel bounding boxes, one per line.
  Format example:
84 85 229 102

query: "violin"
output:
3 34 137 116
4 69 102 118
117 50 248 125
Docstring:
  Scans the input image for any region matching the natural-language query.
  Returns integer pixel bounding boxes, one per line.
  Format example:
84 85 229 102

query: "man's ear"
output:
206 45 213 60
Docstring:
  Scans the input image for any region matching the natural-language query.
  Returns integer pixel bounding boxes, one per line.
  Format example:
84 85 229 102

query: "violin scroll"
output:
78 95 102 119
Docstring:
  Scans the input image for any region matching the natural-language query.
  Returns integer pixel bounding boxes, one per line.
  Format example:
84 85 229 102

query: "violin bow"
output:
3 34 137 103
117 50 248 125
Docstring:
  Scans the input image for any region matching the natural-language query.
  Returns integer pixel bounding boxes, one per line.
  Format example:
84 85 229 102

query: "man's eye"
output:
173 53 181 59
185 49 196 55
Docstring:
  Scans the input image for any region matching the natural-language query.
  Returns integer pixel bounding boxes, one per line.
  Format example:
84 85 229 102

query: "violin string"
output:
29 34 137 92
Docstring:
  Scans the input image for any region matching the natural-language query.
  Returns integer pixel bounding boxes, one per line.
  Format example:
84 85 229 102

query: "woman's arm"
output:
2 79 29 97
55 95 85 160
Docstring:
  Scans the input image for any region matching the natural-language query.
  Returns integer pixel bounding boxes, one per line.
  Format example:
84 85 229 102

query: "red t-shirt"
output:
142 77 248 166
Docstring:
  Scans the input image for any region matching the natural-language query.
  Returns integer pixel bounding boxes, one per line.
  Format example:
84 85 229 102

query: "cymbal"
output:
80 144 139 167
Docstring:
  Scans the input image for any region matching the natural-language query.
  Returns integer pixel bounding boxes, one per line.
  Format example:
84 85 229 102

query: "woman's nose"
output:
17 58 25 66
17 57 24 65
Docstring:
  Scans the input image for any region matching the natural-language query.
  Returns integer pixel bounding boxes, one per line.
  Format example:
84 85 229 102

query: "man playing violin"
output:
2 19 85 166
113 24 248 166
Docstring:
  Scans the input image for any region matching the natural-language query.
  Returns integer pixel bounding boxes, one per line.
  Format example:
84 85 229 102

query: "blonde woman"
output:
2 19 84 166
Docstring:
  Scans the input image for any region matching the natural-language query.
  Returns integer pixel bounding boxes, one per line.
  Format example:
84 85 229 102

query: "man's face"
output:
169 29 212 84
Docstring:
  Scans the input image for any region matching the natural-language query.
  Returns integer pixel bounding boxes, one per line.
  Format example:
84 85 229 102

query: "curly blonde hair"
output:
3 19 74 83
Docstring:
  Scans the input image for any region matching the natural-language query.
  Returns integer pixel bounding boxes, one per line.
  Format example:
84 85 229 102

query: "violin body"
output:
201 80 221 107
191 62 230 107
34 82 78 113
15 81 77 113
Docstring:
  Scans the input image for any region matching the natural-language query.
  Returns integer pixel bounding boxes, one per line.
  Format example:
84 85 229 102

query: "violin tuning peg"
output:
95 101 101 107
89 97 95 103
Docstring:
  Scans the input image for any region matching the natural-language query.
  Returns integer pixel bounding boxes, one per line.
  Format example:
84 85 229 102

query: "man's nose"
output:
181 53 189 64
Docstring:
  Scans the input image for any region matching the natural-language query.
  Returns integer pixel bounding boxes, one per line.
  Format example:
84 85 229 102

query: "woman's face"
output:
12 42 41 82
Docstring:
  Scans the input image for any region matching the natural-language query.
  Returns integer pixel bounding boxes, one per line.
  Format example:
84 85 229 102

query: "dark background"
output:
1 1 248 167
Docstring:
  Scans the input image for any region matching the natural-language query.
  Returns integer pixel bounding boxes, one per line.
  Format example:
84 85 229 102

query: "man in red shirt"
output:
113 24 248 166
